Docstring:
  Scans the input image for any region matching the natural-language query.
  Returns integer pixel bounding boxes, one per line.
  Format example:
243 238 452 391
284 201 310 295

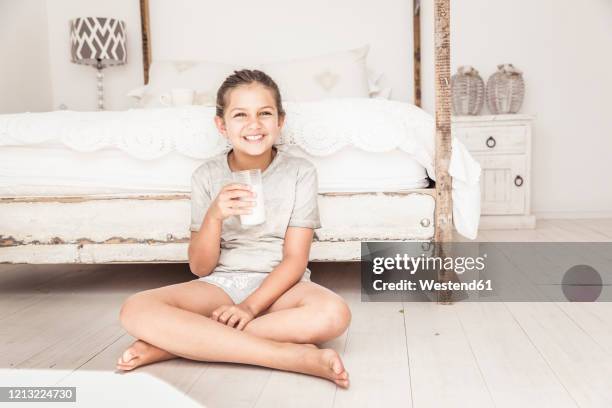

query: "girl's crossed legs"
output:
116 279 352 388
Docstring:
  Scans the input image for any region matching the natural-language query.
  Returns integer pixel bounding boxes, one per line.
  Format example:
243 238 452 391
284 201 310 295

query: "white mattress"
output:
0 145 429 197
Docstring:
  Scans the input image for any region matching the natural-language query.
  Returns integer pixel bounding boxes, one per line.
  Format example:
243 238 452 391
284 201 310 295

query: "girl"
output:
116 69 351 388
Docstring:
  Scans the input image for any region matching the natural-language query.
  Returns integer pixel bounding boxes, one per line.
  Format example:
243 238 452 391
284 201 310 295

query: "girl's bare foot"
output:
116 340 176 371
293 345 350 388
116 340 347 387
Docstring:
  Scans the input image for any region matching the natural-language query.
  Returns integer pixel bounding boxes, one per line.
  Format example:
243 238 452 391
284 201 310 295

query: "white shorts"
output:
198 270 312 304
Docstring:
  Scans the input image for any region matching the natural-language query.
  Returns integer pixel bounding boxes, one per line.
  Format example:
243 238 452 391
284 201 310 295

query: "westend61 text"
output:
373 279 493 291
372 253 487 275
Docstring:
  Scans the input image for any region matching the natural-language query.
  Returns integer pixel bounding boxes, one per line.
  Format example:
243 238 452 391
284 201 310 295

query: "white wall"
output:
148 0 413 102
44 0 143 111
0 0 53 113
421 0 612 218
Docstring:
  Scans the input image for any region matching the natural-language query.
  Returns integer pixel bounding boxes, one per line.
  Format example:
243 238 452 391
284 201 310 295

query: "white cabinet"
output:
452 114 536 229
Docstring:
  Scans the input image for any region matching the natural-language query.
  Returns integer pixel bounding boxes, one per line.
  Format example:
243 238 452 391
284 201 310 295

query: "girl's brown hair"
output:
216 69 285 119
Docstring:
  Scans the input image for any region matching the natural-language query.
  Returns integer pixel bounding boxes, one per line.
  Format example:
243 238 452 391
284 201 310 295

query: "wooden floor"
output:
2 219 612 407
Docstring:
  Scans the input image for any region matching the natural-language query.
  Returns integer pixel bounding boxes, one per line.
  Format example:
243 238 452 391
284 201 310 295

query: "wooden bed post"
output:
434 0 454 304
413 0 421 107
140 0 152 84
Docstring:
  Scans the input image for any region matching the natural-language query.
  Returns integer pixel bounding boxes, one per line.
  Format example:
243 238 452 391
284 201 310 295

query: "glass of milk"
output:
231 169 265 226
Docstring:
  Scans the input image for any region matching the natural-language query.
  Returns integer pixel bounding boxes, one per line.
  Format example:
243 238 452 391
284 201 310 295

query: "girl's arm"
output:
240 226 314 315
188 179 255 278
240 163 321 315
188 213 223 278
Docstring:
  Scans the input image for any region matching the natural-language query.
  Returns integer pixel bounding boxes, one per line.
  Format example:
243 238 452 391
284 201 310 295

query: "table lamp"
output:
70 17 127 110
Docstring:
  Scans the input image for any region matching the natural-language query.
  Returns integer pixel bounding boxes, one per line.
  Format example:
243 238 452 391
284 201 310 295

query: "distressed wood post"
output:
413 0 422 107
434 0 454 304
139 0 152 84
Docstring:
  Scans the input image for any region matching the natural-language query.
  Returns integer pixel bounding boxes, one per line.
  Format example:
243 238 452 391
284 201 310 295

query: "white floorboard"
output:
454 302 577 407
403 301 494 408
505 302 612 407
1 219 612 407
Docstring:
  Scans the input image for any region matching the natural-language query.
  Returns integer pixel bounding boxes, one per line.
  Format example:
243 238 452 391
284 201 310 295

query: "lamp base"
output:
96 61 104 111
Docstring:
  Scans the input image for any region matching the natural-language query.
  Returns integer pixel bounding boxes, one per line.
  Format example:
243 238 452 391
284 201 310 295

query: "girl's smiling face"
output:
215 83 284 156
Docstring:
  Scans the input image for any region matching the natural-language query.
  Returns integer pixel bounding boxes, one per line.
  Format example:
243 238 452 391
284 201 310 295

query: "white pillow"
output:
127 47 392 107
260 45 371 102
128 60 239 108
367 68 392 99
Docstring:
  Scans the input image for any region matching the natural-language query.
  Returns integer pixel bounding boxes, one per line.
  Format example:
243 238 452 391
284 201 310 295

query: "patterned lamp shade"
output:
70 17 127 67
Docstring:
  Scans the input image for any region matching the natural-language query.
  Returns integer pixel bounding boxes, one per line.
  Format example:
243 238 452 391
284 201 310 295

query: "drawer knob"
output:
486 136 497 148
420 218 431 228
514 175 524 187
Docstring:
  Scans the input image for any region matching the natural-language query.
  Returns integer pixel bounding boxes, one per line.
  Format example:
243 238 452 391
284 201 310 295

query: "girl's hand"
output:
207 183 256 222
210 303 255 330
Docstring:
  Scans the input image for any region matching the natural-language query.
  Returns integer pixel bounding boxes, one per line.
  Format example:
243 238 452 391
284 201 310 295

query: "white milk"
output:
232 168 266 226
240 183 265 225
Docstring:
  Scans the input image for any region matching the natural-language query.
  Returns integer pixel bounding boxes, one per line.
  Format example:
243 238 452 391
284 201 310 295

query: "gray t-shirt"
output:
190 146 321 275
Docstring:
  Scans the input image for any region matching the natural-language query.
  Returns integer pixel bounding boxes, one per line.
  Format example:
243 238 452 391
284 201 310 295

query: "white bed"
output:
0 0 479 265
0 145 429 197
0 99 480 264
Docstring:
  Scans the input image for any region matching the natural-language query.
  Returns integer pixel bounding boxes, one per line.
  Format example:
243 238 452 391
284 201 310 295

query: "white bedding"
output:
0 99 480 238
0 145 429 196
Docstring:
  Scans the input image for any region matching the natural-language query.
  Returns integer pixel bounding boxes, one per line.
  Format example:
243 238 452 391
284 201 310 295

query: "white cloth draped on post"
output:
0 98 481 238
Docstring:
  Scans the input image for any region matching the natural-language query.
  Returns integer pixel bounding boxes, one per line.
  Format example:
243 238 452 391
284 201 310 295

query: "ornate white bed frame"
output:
0 187 437 263
0 0 453 291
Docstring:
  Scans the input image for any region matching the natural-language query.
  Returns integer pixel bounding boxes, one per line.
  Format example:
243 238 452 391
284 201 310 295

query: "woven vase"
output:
451 65 485 115
486 64 525 114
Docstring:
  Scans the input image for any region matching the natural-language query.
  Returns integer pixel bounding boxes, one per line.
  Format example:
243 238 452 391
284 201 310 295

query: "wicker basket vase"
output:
451 65 485 115
486 63 525 114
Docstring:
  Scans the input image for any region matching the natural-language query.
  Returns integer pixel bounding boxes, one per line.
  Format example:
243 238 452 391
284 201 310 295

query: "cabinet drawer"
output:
454 125 527 154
